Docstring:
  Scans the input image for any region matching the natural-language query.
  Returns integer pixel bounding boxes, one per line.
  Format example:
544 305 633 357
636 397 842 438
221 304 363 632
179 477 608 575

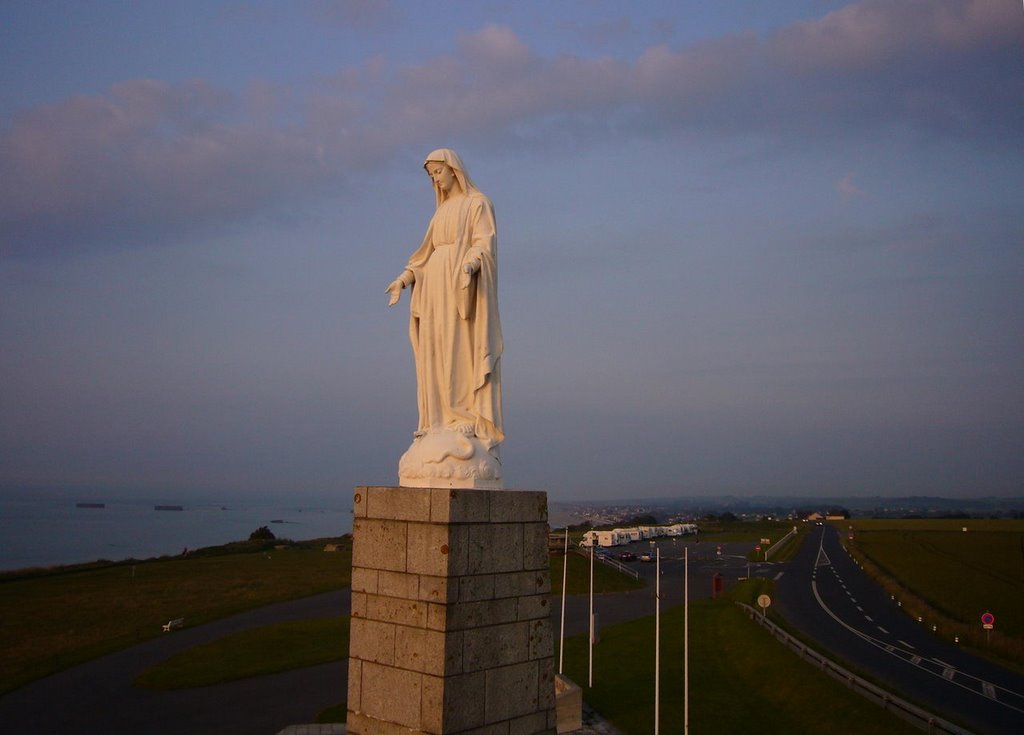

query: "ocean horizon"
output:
0 491 354 572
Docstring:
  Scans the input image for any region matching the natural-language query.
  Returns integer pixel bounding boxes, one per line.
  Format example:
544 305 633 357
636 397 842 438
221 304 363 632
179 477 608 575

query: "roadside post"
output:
982 612 995 645
758 593 771 619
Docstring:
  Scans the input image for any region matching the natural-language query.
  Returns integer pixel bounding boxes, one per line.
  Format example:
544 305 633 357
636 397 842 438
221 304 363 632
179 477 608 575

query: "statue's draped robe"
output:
404 192 503 452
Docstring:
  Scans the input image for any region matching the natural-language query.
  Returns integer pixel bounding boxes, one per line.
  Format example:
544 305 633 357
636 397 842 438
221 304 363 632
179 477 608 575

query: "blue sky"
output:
1 1 1022 501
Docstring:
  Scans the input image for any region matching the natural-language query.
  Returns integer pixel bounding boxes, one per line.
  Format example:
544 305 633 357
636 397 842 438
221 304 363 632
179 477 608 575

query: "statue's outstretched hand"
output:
386 279 404 306
460 259 481 290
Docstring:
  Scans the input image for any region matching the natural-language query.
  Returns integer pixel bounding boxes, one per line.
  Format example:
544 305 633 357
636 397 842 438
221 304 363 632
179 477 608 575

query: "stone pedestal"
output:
347 486 556 734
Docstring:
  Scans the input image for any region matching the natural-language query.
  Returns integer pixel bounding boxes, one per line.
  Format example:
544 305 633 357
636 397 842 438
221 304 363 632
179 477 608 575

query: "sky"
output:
1 1 1022 503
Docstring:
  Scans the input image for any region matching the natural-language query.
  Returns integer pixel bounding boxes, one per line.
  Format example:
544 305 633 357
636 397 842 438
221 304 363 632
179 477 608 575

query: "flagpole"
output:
559 526 568 674
684 545 690 734
588 543 594 687
655 546 661 735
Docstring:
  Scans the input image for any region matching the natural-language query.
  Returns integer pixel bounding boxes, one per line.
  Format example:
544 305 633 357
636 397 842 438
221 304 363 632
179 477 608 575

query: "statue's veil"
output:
424 148 480 207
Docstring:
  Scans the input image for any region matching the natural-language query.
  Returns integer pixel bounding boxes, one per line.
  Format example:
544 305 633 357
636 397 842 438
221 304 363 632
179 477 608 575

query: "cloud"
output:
0 79 329 256
772 0 1020 72
836 171 866 201
3 1 1019 256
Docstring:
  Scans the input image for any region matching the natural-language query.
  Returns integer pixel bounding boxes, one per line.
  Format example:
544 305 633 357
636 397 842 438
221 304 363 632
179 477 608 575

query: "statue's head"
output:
425 160 458 196
424 148 477 206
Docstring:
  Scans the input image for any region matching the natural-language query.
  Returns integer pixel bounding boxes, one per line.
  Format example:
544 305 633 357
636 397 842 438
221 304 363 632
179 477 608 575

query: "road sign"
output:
981 612 995 629
757 594 771 609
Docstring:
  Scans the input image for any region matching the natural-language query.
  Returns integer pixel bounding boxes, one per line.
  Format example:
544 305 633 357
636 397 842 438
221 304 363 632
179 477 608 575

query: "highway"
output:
773 524 1024 735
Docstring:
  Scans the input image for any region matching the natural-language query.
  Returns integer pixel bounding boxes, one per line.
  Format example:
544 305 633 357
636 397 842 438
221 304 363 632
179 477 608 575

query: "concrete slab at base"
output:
347 487 556 734
554 675 582 734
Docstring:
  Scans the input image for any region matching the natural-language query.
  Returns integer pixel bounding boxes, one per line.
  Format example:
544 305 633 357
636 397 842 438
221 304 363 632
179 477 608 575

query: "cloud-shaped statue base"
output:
398 429 503 490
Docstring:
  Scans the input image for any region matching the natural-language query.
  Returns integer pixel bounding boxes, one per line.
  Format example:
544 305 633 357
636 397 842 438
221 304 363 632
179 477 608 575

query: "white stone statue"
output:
386 149 504 489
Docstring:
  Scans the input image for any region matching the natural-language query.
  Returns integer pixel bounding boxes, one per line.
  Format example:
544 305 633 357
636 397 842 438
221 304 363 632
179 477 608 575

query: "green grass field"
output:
693 518 797 543
550 552 645 595
0 538 352 694
135 616 350 689
560 588 920 735
843 519 1024 663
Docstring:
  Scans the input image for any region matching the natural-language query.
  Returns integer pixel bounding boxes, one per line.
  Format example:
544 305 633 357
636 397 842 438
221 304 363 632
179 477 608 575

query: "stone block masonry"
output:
347 487 556 734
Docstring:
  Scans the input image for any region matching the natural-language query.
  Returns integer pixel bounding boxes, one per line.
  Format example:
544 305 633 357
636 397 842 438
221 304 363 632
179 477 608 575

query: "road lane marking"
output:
877 626 889 634
809 527 1024 716
898 640 915 649
864 615 873 622
911 655 922 664
943 668 956 681
774 571 784 580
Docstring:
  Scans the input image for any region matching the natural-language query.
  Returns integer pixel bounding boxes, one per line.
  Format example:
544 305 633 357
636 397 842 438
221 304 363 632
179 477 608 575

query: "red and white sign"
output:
981 612 995 629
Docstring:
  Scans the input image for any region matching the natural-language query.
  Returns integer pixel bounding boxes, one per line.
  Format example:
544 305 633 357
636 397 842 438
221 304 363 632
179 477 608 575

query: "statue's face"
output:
426 161 456 193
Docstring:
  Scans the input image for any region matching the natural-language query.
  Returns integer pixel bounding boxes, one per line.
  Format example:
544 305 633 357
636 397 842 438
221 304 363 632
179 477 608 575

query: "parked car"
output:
639 553 654 562
617 551 636 562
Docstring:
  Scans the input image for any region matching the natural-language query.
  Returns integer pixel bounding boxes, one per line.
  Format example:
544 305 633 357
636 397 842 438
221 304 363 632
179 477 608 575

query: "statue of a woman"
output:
386 149 503 488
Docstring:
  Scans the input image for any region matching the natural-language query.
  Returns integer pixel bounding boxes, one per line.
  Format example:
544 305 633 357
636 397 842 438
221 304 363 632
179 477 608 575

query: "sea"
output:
0 490 354 572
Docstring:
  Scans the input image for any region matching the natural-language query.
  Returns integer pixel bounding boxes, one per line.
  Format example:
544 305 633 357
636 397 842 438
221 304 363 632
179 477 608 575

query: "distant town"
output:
550 494 1024 529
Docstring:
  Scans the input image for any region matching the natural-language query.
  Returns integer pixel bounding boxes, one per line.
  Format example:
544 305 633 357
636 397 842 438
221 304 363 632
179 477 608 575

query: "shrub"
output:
249 526 276 541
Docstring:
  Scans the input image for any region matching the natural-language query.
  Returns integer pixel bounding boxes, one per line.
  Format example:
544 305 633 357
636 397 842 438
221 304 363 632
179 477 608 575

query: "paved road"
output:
557 537 772 638
0 538 767 735
0 591 351 735
774 524 1024 735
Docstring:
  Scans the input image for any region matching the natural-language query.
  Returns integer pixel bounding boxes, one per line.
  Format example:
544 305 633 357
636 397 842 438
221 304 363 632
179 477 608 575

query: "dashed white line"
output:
808 528 1024 717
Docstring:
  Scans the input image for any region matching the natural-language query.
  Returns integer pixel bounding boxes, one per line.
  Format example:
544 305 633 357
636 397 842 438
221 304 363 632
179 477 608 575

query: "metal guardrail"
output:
764 526 798 560
571 549 640 580
738 603 974 735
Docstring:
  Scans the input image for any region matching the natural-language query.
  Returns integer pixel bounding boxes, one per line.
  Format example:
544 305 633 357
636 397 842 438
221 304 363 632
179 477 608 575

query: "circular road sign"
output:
757 594 771 609
981 612 995 627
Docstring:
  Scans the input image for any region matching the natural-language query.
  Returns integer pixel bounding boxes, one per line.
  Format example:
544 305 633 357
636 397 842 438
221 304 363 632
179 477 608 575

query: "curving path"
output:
0 590 351 735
